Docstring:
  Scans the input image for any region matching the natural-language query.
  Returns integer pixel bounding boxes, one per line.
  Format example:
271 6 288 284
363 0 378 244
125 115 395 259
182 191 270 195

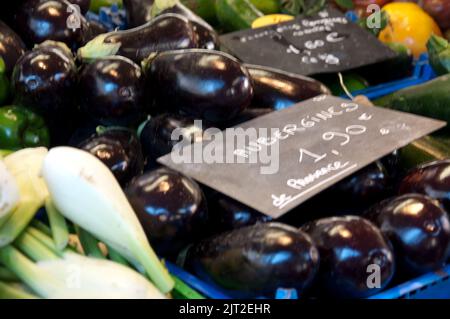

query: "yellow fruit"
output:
252 14 294 29
379 2 442 58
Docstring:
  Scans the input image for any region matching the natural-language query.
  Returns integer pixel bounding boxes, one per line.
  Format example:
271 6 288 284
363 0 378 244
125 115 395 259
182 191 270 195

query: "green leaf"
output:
335 0 354 10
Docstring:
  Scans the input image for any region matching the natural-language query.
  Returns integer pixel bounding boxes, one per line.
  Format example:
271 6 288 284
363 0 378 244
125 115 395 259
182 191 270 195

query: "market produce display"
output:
0 0 449 300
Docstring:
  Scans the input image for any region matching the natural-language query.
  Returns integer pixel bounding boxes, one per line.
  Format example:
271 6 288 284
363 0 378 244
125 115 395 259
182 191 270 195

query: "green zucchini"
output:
400 136 450 170
374 75 450 132
215 0 263 32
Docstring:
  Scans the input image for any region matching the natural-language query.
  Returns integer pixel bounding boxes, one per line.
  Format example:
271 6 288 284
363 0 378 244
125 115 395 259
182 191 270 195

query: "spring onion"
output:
0 160 20 228
42 147 174 294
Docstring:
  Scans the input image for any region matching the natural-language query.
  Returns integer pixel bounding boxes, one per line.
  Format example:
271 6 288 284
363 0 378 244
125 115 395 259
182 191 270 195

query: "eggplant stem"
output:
0 200 42 247
0 281 39 299
45 198 69 251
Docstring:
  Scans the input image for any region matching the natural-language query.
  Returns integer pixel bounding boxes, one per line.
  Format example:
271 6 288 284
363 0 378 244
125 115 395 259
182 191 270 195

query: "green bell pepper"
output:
0 106 50 150
0 58 9 105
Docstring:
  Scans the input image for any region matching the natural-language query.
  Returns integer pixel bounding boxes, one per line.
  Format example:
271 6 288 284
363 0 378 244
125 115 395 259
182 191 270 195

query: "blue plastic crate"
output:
340 53 436 100
167 260 450 300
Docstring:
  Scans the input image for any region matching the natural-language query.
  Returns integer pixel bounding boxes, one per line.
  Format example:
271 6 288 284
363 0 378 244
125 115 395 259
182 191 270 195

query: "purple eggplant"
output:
366 194 450 275
221 107 274 128
78 127 144 186
0 20 26 76
207 193 272 233
144 49 253 123
126 167 208 258
140 113 208 162
78 13 199 64
328 161 391 211
399 160 450 212
78 56 144 126
245 64 331 110
12 41 78 144
302 216 395 298
184 223 319 298
161 3 219 50
123 0 219 50
14 0 90 50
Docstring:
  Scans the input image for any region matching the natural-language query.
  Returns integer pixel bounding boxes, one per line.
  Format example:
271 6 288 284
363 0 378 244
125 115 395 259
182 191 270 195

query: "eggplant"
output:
366 194 450 275
161 3 220 50
15 0 90 50
207 193 272 233
399 160 450 212
78 127 144 186
140 113 208 162
78 13 199 64
12 41 78 144
126 167 208 259
245 64 331 110
123 0 219 50
301 216 395 298
78 56 145 126
0 20 26 76
184 223 320 298
327 161 391 211
144 49 253 123
221 107 274 128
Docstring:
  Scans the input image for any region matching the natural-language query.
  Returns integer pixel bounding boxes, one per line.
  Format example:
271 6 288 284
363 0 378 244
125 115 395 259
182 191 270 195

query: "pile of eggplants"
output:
2 0 450 301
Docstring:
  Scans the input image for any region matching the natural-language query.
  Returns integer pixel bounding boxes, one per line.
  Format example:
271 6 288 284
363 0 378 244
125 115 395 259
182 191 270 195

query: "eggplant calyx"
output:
35 41 73 57
151 0 179 18
77 34 122 63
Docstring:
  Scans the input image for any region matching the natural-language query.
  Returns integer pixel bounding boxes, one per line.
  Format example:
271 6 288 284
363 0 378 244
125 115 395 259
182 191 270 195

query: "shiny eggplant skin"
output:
78 127 144 186
399 160 450 212
184 223 320 298
222 107 273 128
207 193 272 233
302 216 395 298
245 64 331 110
161 3 220 50
82 13 199 64
145 49 253 123
0 20 26 76
78 56 144 126
366 194 450 275
140 113 207 162
328 161 391 211
123 0 219 50
12 43 77 133
126 167 208 258
15 0 90 50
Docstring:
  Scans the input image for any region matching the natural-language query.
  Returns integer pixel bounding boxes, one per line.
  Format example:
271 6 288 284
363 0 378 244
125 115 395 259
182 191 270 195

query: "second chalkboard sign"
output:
220 7 397 76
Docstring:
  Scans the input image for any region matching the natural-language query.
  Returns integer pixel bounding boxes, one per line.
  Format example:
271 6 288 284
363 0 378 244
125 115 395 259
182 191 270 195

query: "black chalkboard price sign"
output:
158 96 445 218
220 7 397 75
